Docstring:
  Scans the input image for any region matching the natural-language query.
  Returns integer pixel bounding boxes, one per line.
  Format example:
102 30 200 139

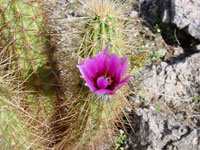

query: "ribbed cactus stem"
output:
58 93 126 149
0 81 31 149
0 0 49 78
78 96 120 148
83 14 123 57
0 0 55 149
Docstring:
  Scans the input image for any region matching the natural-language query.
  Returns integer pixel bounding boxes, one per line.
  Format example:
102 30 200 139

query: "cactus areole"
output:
77 44 131 95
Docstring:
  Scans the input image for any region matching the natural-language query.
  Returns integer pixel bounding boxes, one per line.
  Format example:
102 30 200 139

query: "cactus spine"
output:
0 64 33 149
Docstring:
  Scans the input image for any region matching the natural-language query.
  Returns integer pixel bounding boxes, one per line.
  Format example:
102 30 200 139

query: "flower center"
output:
97 76 109 89
97 76 113 89
105 76 112 85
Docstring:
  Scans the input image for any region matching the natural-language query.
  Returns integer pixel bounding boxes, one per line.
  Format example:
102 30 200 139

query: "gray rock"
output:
127 109 200 150
141 52 200 105
130 10 138 19
128 53 200 150
142 0 200 40
162 0 200 40
196 44 200 51
160 62 168 70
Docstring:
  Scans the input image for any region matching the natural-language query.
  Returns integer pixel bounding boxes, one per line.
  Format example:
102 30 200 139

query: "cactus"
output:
0 67 34 149
48 1 133 149
50 91 131 149
80 0 126 57
0 0 55 112
0 87 31 149
82 15 124 57
0 0 50 79
0 0 55 149
75 94 130 149
0 60 55 150
80 0 149 68
0 0 149 149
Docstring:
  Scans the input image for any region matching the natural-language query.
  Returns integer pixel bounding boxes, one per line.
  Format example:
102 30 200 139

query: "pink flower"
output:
77 44 131 95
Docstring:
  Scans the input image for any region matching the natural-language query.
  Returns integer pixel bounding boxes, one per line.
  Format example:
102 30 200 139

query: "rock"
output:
130 10 138 18
158 49 167 56
126 109 200 150
160 62 167 70
196 44 200 51
161 0 200 40
141 0 200 44
140 52 200 106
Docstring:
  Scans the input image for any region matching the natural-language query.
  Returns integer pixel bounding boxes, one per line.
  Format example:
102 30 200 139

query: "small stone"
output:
174 50 180 55
140 140 147 146
196 44 200 51
124 107 132 112
170 72 177 83
73 9 85 17
130 10 138 19
152 65 157 70
192 137 198 145
161 62 168 70
134 98 141 104
149 105 155 111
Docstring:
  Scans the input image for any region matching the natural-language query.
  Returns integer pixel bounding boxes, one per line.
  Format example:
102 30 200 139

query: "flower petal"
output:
84 57 98 78
120 75 131 84
114 66 122 84
108 54 120 77
114 75 131 91
78 57 85 65
77 65 94 86
97 76 108 89
77 44 131 96
96 51 109 75
120 56 129 76
85 82 98 92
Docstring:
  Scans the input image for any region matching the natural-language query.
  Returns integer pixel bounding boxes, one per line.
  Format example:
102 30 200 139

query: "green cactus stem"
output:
80 0 149 70
0 0 56 149
0 0 50 79
0 0 55 107
80 1 125 58
0 82 34 149
75 95 127 149
52 91 130 150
